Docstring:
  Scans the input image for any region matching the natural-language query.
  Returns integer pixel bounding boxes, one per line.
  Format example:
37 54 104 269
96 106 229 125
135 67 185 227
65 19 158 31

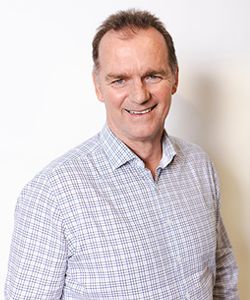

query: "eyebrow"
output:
105 73 129 81
105 68 168 81
143 69 168 77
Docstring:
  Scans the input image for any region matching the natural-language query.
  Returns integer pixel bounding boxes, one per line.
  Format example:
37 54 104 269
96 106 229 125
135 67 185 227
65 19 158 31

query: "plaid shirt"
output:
5 125 238 299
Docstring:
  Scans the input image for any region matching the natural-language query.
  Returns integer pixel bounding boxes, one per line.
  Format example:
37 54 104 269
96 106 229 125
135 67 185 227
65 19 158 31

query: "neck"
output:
130 139 162 174
109 127 163 177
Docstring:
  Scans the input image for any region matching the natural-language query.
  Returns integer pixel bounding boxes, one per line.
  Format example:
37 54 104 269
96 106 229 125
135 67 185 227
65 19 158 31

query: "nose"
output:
130 79 151 104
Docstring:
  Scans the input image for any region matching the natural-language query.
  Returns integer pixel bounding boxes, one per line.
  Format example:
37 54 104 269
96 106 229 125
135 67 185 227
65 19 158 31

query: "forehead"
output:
100 27 167 50
97 27 169 71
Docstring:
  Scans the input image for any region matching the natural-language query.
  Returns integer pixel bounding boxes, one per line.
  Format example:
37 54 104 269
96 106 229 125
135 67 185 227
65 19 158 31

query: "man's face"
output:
93 27 178 145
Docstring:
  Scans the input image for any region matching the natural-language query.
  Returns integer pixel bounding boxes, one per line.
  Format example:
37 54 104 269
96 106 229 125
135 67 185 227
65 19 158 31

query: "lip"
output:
124 104 157 115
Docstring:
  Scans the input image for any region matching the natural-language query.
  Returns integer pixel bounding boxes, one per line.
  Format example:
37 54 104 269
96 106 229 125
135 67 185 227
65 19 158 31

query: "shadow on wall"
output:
217 162 250 300
166 71 249 299
167 73 221 150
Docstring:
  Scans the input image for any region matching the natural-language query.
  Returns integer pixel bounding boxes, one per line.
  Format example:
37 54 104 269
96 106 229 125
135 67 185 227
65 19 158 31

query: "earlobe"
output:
171 83 178 95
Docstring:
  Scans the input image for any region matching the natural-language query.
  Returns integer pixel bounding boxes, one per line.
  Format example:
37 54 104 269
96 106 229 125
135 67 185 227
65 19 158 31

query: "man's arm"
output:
213 213 239 299
5 174 68 299
211 162 239 299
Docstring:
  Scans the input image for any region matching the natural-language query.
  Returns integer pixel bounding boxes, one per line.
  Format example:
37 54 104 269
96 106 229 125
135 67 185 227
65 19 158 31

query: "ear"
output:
92 70 105 102
171 66 179 95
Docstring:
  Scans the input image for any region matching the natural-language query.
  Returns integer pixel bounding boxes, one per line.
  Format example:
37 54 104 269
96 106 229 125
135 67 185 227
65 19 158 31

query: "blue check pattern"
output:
5 125 239 299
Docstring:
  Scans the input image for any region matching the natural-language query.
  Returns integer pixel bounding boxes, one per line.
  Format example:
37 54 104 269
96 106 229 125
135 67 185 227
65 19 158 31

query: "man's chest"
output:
61 165 216 299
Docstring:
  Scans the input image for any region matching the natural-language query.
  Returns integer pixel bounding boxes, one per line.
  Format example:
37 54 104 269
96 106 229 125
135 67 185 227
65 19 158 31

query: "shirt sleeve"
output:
211 163 239 299
5 174 68 299
213 215 239 299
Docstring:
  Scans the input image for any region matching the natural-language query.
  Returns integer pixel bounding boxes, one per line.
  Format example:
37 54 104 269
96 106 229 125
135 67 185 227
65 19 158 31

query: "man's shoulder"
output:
36 132 103 180
169 135 210 162
16 132 106 211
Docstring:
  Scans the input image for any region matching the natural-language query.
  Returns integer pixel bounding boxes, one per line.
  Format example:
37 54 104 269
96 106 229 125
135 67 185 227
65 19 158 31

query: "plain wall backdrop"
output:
1 0 249 298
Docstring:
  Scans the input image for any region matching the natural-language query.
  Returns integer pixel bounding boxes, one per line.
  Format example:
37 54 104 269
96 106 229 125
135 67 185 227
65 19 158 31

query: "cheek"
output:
150 81 173 97
152 89 172 106
105 89 128 108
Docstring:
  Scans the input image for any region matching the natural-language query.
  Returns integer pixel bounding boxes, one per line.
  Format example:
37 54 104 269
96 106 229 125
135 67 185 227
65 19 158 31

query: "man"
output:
5 9 238 299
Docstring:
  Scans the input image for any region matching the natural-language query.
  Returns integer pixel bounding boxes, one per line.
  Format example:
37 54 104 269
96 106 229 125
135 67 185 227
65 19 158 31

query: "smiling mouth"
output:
125 105 157 115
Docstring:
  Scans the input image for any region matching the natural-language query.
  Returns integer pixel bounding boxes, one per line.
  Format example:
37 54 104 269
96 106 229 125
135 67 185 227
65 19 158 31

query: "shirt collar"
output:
158 131 177 169
99 124 176 171
99 125 137 170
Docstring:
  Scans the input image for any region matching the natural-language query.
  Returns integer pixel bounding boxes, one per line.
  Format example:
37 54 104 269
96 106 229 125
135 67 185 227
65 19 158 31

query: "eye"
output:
145 74 162 83
111 78 126 86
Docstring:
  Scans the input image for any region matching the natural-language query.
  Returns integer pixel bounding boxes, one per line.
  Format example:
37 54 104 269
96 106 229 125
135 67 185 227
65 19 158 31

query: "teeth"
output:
128 108 152 115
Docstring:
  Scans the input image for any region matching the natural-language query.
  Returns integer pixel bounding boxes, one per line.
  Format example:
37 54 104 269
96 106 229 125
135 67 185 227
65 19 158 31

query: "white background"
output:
1 0 249 298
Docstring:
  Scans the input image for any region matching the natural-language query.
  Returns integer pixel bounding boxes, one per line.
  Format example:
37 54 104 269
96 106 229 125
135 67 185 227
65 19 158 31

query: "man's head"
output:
92 9 178 146
92 9 178 73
